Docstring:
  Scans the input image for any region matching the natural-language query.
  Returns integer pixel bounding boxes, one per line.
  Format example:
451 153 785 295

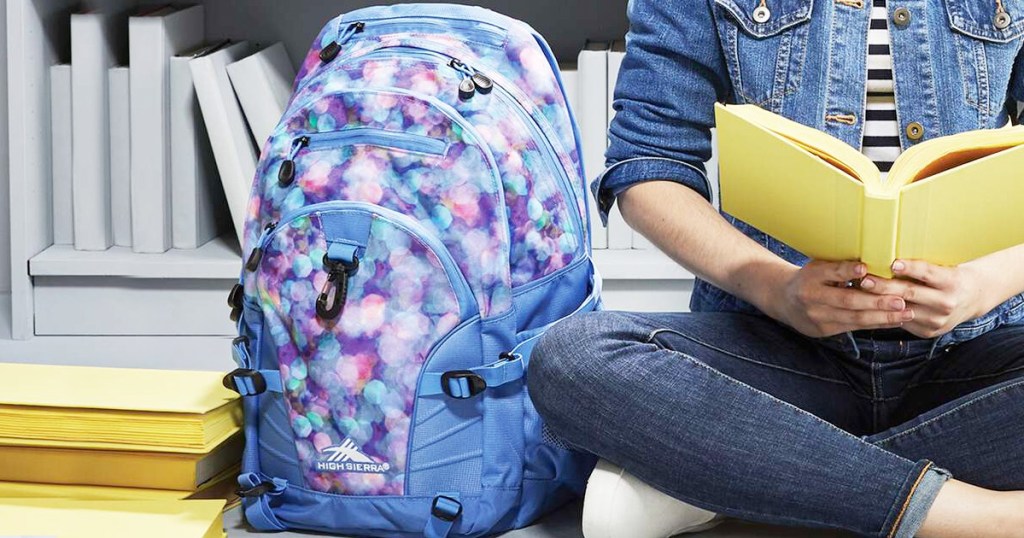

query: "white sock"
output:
582 459 722 538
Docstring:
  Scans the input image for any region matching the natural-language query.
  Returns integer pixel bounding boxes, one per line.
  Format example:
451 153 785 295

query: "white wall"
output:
1 0 10 295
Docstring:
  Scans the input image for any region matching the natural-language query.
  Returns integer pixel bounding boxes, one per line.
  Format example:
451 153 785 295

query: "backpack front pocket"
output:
252 201 478 496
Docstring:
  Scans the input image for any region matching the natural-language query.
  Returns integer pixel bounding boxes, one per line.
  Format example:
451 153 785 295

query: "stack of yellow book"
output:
0 363 243 507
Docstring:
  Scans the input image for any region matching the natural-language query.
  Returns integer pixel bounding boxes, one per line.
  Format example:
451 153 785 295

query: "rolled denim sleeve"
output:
593 0 730 224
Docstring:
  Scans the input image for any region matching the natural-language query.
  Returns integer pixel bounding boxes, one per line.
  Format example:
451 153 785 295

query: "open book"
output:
715 103 1024 277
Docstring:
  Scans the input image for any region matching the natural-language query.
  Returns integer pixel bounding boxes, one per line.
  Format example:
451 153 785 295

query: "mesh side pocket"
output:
541 423 576 452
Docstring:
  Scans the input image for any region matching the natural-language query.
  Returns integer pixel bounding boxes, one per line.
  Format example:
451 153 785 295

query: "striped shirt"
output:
863 0 901 177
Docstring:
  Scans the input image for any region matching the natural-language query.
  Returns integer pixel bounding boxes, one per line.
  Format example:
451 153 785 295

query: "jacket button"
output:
994 11 1012 30
892 7 911 26
906 121 924 141
753 5 772 23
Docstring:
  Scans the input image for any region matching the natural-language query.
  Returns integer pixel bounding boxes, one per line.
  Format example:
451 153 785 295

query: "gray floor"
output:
224 501 852 537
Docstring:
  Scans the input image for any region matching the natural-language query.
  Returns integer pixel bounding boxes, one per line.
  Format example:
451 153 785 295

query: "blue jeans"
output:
528 311 1024 538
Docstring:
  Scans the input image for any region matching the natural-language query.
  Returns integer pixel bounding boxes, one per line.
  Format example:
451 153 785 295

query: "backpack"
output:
223 3 602 537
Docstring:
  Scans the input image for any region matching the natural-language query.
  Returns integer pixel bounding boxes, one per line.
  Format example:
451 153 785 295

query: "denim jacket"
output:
593 0 1024 346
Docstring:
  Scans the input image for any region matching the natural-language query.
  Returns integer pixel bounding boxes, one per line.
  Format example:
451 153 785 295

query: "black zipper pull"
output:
319 21 365 64
245 247 263 271
316 254 360 321
246 221 277 271
278 136 309 187
319 41 341 63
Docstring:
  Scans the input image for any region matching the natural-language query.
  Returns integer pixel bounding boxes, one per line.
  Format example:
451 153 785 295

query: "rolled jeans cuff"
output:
890 465 951 538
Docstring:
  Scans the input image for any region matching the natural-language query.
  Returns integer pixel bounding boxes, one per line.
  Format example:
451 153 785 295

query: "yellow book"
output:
0 498 226 538
0 363 241 451
0 464 241 509
0 433 243 491
715 103 1024 277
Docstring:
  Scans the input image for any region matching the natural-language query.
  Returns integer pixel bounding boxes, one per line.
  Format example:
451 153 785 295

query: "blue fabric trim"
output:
327 242 359 263
419 356 525 397
321 211 373 262
232 339 251 368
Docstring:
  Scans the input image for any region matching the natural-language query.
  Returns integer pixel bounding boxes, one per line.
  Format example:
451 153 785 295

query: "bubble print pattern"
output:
253 38 583 287
249 90 511 317
310 54 580 284
256 211 464 495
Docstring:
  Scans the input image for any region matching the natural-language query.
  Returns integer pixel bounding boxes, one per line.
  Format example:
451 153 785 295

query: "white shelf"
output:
0 293 234 366
29 236 242 279
592 249 696 280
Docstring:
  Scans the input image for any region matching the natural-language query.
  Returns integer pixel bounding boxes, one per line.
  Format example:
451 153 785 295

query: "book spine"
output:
71 14 118 251
50 65 74 246
189 41 258 249
225 42 295 147
577 50 608 249
109 67 132 247
605 49 631 250
861 193 899 278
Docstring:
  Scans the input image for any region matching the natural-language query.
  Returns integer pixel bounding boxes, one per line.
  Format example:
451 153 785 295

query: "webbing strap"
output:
237 473 288 531
419 355 524 398
320 211 373 263
225 369 283 396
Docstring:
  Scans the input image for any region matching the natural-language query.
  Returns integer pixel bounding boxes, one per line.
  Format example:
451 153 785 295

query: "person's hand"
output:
765 260 913 338
858 259 987 339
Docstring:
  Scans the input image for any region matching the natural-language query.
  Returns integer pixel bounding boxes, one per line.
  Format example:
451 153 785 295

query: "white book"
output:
577 43 609 250
707 127 720 207
71 12 126 251
171 44 229 249
560 66 578 112
128 5 205 253
190 41 258 248
605 40 632 250
109 66 132 247
50 65 74 246
226 42 295 148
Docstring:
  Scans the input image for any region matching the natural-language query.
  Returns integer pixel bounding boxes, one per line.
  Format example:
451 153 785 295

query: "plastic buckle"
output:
431 495 463 522
222 368 267 396
235 481 277 498
440 371 487 399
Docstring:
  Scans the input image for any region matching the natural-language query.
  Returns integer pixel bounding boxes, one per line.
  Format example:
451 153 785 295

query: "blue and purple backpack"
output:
224 4 601 536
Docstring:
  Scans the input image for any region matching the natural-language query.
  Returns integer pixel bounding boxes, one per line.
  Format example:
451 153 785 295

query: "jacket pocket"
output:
714 0 814 109
945 0 1024 116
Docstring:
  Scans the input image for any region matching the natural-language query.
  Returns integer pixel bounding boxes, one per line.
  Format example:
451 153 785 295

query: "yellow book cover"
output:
0 363 241 451
0 498 226 538
0 464 241 509
715 103 1024 277
0 433 243 491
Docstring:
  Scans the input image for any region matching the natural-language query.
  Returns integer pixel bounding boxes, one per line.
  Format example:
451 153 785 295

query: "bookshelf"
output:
3 0 696 349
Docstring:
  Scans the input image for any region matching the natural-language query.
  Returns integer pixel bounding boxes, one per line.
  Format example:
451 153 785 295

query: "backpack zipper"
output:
276 128 449 187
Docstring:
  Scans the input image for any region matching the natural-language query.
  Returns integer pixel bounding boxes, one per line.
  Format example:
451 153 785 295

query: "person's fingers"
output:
858 276 947 308
816 286 906 312
822 260 867 284
891 259 953 289
830 306 915 329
